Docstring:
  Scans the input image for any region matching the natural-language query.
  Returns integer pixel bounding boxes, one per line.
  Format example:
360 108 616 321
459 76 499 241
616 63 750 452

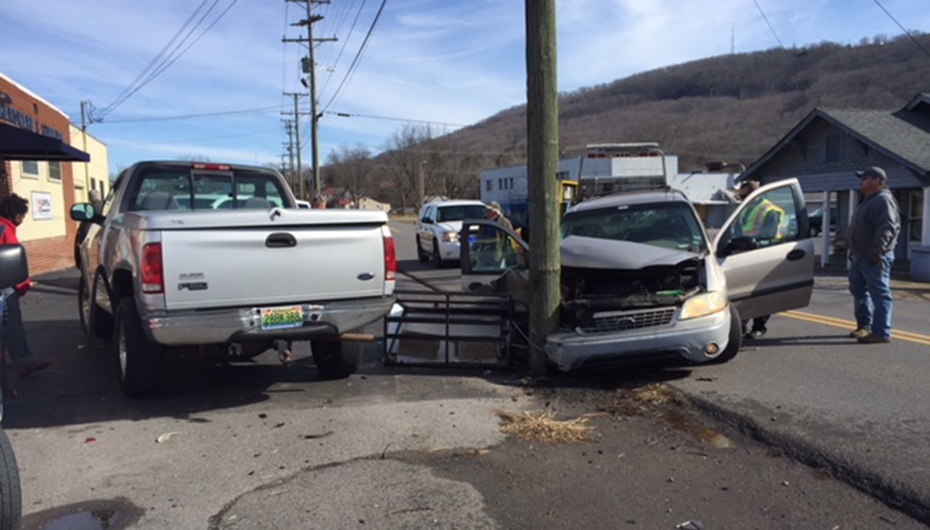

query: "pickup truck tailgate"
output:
161 223 387 311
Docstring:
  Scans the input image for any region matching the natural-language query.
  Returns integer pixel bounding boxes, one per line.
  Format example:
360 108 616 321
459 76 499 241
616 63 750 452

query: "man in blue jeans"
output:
846 166 901 344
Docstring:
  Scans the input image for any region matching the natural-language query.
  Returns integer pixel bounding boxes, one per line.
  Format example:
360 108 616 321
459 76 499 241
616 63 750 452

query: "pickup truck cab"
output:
416 200 488 266
460 179 813 370
71 161 396 396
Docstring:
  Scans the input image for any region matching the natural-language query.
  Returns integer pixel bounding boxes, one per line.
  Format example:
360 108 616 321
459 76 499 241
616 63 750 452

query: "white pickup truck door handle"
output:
266 233 297 248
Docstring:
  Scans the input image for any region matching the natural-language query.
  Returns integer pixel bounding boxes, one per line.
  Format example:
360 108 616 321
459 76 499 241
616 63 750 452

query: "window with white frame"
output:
21 160 39 177
486 180 493 192
48 161 62 182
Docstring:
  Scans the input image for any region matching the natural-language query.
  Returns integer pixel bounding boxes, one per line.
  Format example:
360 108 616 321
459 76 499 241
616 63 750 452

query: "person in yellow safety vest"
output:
738 182 785 240
736 180 781 340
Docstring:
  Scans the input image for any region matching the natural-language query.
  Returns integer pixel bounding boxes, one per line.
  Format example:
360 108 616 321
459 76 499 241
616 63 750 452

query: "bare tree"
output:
326 143 373 208
382 124 439 212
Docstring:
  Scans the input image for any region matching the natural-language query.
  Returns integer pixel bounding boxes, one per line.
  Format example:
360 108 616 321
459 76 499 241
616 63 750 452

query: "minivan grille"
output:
582 307 676 334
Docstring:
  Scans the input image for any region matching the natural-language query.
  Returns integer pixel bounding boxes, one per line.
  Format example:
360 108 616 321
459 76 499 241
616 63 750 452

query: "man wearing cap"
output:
846 166 900 344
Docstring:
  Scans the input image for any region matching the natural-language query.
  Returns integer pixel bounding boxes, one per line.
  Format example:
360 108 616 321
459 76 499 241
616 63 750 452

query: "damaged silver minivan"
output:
460 179 814 370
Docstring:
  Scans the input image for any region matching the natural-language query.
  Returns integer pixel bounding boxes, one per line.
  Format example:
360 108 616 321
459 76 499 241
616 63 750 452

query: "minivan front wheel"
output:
710 304 742 364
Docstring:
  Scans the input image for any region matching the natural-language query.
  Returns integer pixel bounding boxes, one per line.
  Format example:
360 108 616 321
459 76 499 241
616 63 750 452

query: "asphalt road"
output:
3 220 927 529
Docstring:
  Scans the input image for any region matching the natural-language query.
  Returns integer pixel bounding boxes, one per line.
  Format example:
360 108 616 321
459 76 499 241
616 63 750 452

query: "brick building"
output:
0 73 107 275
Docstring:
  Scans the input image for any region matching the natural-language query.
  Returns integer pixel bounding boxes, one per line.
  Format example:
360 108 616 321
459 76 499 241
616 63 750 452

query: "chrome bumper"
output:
143 296 394 346
545 306 731 371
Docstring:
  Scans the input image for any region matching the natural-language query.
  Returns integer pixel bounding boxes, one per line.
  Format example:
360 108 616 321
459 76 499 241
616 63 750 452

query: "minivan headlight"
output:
679 291 728 320
441 231 459 243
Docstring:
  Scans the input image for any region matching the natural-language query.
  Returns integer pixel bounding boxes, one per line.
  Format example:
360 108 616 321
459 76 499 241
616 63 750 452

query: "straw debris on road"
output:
494 408 595 444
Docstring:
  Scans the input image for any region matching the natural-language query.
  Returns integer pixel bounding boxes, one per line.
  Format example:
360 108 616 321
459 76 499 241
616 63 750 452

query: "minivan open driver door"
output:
713 178 814 321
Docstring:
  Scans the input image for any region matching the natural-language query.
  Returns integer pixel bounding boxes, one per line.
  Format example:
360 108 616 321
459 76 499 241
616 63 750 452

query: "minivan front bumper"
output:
544 305 731 371
143 296 394 346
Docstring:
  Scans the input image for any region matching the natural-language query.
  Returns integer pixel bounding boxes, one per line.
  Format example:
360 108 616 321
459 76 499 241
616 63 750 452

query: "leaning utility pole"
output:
525 0 560 374
284 0 336 201
282 92 305 198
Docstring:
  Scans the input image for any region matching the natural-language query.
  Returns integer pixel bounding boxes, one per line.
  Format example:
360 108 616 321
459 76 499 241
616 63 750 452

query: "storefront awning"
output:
0 122 90 162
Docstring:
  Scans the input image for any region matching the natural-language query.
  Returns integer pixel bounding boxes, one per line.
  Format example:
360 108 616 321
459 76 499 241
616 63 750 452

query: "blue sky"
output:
1 0 927 177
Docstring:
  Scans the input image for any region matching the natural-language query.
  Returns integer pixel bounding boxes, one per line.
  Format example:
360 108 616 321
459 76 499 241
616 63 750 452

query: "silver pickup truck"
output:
71 161 396 397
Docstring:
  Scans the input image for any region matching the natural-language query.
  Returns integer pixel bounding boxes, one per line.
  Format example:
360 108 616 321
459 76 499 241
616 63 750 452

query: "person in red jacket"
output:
0 194 50 378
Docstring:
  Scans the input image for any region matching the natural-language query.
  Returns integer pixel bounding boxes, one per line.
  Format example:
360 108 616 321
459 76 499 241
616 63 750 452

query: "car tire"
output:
0 429 21 530
710 304 743 364
311 339 361 379
114 298 165 398
416 236 428 263
432 240 442 268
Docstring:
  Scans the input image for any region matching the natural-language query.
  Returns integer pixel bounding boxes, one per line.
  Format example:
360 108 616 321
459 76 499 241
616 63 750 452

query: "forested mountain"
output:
329 34 930 208
453 33 930 172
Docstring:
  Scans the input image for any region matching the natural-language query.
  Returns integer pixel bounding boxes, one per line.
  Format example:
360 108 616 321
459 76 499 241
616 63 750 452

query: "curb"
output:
675 387 930 525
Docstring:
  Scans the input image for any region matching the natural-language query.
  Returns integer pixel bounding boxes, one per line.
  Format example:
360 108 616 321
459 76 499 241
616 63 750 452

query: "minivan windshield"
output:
436 205 488 223
560 202 707 252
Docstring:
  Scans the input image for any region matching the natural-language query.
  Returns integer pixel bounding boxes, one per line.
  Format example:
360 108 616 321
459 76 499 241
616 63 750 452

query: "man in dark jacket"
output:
846 166 900 344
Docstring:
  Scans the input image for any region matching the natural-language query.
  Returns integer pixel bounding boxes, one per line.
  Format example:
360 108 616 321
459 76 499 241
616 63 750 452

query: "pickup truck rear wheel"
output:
709 304 742 364
0 429 21 530
311 339 360 379
114 298 165 397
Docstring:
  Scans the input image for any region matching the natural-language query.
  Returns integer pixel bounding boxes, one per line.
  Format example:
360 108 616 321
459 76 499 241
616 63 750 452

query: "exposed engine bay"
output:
560 258 704 332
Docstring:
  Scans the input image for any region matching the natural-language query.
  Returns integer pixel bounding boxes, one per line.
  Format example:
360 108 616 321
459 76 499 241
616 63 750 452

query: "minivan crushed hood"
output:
560 236 701 269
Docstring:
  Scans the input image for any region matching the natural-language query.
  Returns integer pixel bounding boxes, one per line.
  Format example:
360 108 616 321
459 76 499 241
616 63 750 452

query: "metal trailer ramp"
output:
383 290 513 368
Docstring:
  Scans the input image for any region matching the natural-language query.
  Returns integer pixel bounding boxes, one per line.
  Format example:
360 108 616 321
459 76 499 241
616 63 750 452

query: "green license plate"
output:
260 306 304 330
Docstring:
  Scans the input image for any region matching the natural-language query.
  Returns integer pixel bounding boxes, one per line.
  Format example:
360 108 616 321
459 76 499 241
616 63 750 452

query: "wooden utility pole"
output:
283 0 336 201
282 93 305 198
525 0 560 374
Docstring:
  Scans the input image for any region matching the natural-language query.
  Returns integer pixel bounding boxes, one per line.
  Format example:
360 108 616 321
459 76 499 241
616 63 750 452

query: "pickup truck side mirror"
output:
0 245 28 289
70 203 98 222
421 217 433 224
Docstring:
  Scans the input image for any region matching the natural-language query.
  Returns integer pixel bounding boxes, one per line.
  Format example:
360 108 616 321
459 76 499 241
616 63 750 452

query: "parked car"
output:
459 179 814 370
71 161 396 397
416 200 489 266
808 206 837 236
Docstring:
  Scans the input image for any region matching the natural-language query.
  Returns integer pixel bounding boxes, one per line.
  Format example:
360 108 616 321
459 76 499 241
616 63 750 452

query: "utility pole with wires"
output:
283 0 336 201
282 119 296 189
281 92 305 198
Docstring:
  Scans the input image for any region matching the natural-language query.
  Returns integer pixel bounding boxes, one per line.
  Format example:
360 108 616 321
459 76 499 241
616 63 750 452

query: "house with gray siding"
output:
737 94 930 280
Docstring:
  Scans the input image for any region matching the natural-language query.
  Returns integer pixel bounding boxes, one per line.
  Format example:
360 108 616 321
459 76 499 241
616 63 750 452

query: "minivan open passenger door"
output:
714 178 814 321
459 220 530 312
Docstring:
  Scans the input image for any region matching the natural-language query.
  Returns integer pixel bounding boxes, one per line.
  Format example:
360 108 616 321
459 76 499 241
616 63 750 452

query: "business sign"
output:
31 191 53 220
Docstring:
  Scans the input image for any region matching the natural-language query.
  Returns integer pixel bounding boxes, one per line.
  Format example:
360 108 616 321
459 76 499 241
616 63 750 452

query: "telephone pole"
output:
282 119 296 188
282 93 305 198
526 0 560 375
283 0 336 201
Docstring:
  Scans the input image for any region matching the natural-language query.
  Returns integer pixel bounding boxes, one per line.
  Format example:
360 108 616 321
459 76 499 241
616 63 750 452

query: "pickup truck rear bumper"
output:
142 296 394 346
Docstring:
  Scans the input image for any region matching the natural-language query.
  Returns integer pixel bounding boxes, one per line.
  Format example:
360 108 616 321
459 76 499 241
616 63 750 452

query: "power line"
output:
751 0 790 57
97 0 213 117
321 0 387 113
326 111 468 128
318 0 367 99
96 0 239 119
872 0 930 58
101 106 283 123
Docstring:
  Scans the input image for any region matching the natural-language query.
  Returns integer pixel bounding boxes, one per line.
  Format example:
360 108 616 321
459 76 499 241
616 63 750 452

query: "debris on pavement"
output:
676 521 705 530
600 383 689 416
155 432 180 444
494 409 594 443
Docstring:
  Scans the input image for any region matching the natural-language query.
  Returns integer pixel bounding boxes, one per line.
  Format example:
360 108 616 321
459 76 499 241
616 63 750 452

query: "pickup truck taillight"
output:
383 233 397 282
141 243 164 294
